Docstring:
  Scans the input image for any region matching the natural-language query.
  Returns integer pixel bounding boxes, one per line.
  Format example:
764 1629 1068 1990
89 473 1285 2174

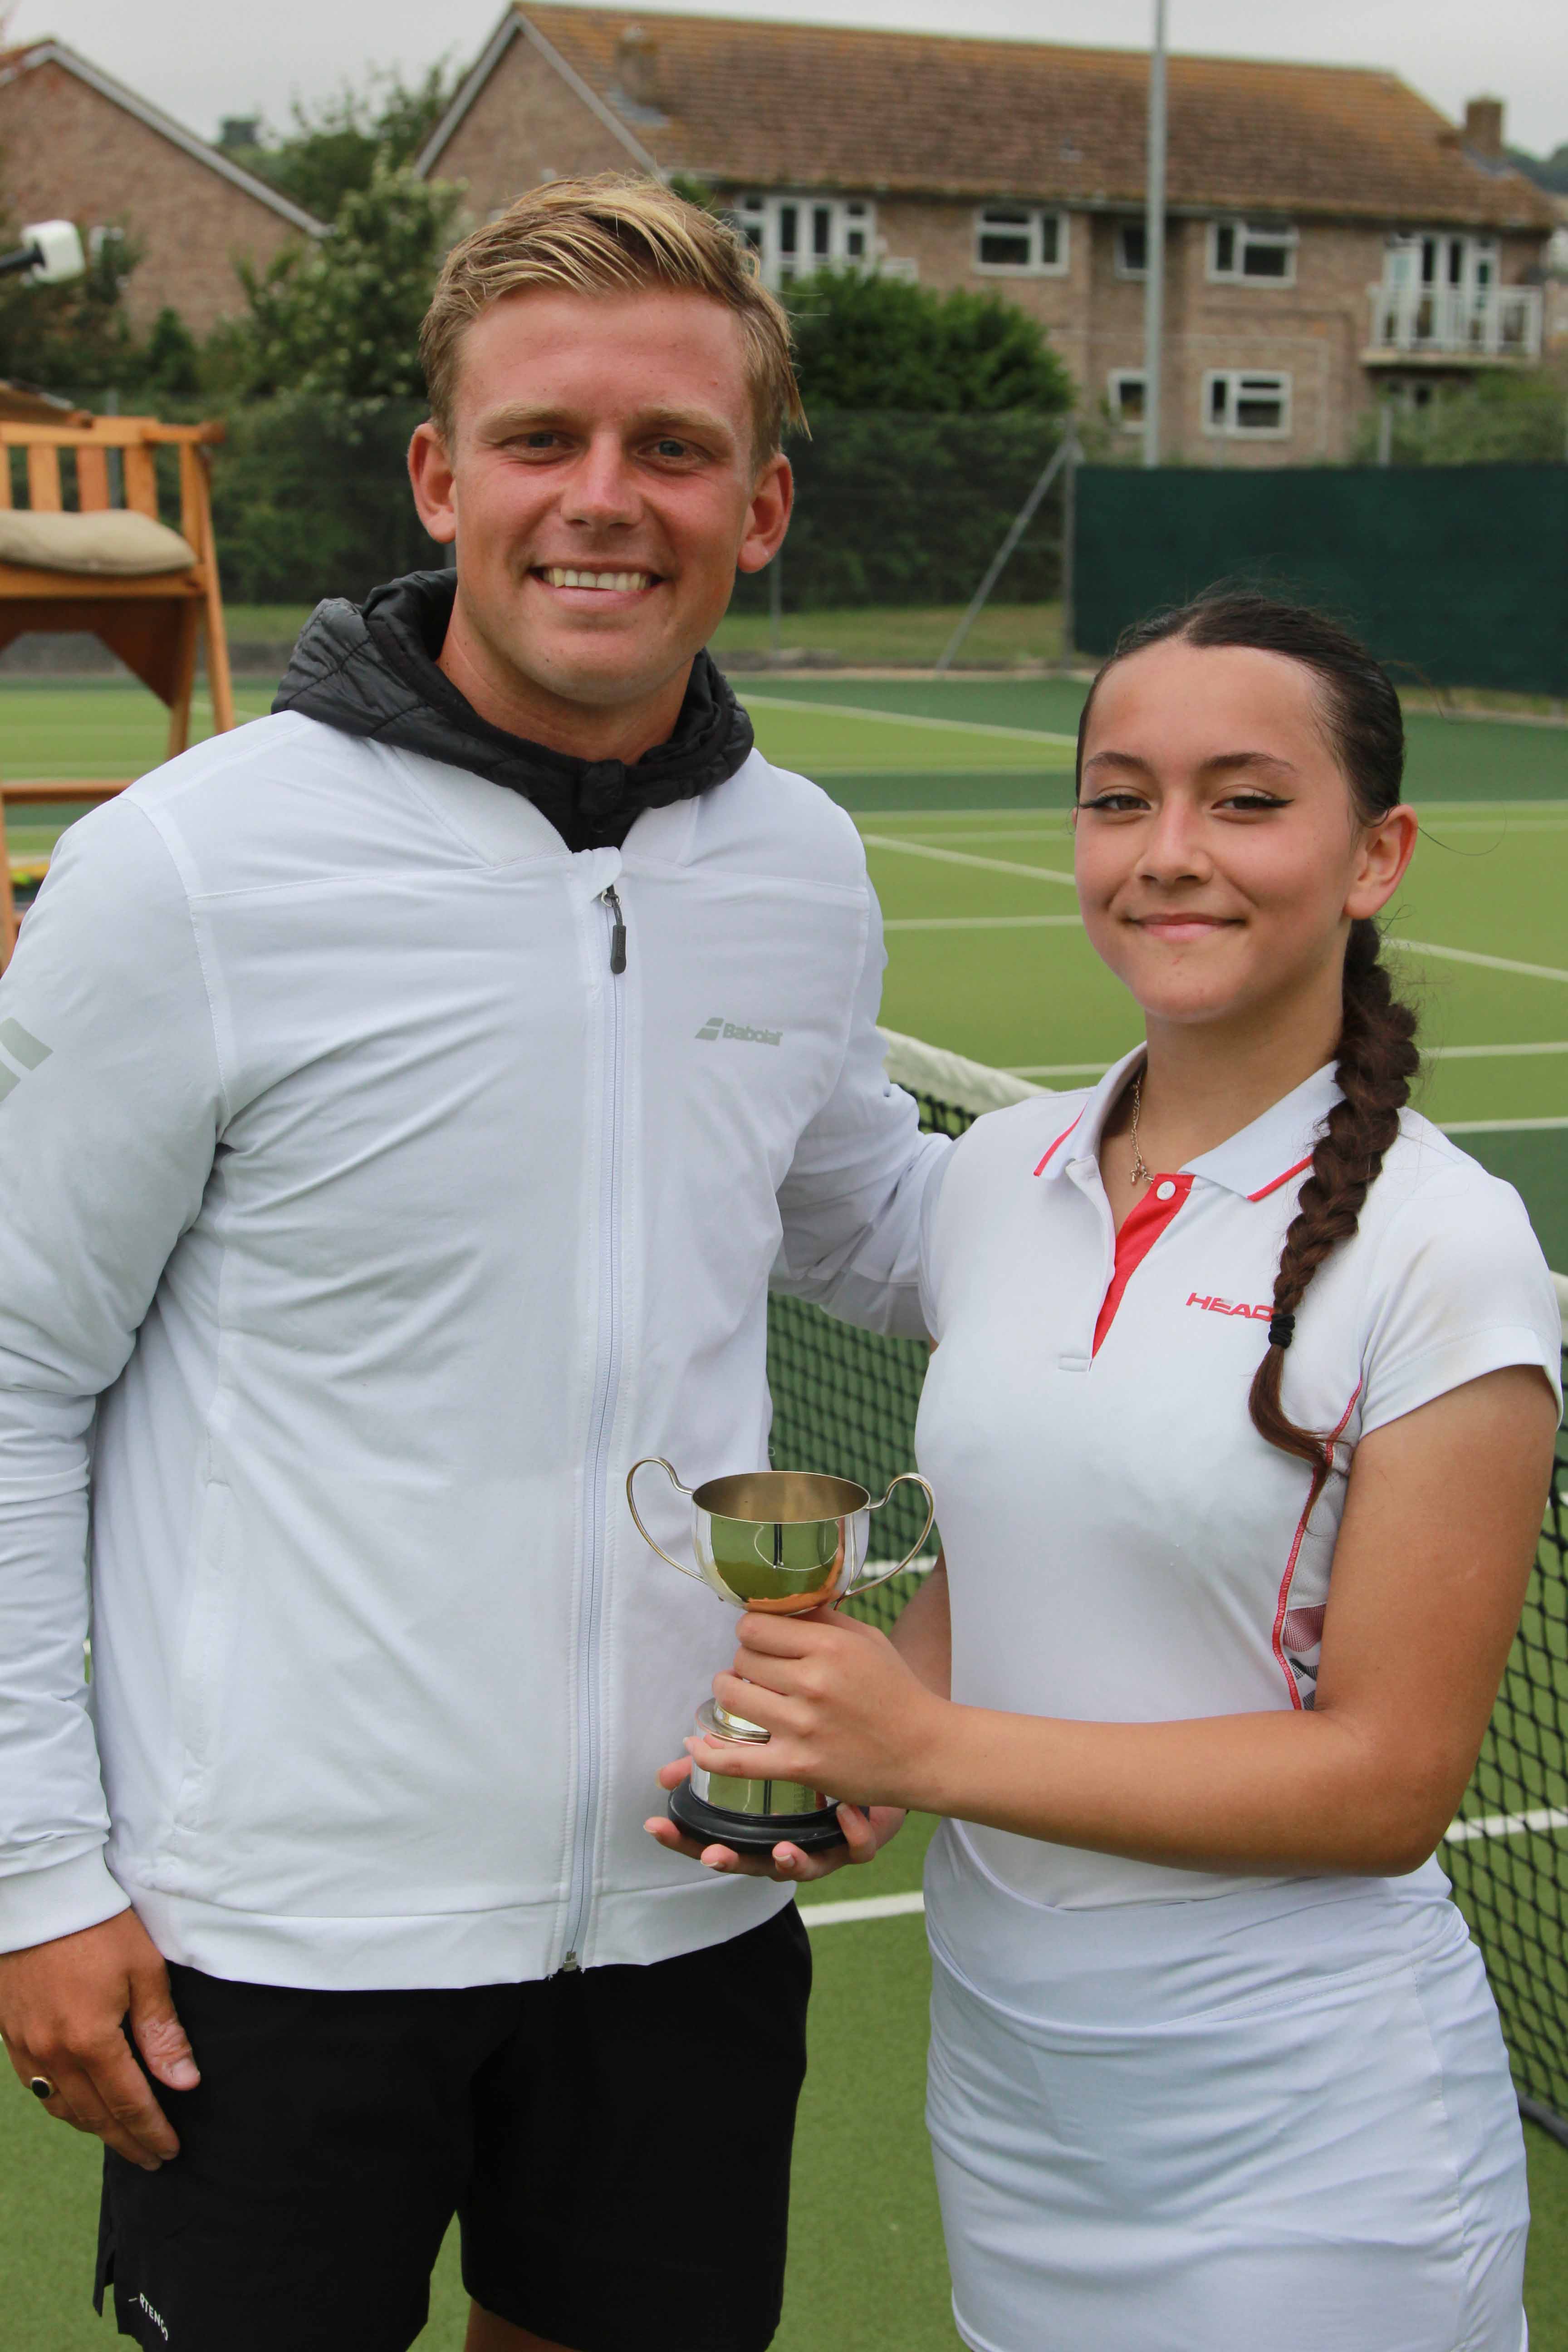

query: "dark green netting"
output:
1075 464 1568 697
767 1074 1568 2145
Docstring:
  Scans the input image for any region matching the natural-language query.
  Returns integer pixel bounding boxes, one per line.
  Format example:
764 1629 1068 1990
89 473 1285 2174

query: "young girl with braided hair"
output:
672 593 1561 2348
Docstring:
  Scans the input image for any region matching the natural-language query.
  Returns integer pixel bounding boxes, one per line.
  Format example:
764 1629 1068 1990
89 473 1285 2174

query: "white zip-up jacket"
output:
0 712 943 1987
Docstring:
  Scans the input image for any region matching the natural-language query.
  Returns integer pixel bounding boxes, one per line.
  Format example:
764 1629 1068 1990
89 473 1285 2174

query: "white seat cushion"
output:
0 509 196 576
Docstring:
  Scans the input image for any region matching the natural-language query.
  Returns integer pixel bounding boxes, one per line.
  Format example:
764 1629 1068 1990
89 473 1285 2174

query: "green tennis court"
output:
5 673 1568 2348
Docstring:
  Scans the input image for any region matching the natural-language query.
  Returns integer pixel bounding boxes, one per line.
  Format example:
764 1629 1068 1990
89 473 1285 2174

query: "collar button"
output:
1155 1179 1176 1201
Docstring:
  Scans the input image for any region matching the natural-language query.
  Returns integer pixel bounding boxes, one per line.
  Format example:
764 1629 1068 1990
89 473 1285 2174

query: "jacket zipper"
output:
560 884 628 1971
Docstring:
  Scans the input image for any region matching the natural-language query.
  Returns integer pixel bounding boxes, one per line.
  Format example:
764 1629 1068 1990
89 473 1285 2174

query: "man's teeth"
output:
541 567 652 591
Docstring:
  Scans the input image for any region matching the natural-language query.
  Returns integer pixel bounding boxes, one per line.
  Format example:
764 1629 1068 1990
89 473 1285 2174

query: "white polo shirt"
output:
915 1046 1561 1929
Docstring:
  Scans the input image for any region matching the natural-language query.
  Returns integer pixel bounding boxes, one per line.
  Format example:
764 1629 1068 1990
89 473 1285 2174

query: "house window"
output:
731 194 874 288
1382 231 1497 295
974 206 1067 275
1203 370 1291 437
1107 371 1146 431
1115 222 1147 278
1208 219 1297 284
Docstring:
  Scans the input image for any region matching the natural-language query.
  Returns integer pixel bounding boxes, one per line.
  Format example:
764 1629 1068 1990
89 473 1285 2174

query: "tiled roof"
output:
456 6 1554 232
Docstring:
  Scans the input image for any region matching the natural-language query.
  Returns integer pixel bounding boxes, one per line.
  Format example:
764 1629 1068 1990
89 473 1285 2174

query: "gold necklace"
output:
1128 1072 1153 1185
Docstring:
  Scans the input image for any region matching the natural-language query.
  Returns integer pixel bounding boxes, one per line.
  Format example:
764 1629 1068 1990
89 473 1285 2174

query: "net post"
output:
936 435 1071 676
1059 432 1078 671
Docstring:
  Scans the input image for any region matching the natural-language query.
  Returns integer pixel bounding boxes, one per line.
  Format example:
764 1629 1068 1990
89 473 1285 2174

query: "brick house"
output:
416 5 1557 465
0 39 324 336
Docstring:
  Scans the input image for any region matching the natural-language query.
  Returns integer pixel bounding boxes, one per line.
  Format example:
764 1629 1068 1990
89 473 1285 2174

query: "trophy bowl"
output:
627 1459 935 1853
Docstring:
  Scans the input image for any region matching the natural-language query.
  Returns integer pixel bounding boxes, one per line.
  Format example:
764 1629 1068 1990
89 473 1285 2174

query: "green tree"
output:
237 163 465 399
1507 142 1568 195
1355 369 1568 466
138 306 201 398
231 64 458 225
0 217 141 392
784 269 1073 417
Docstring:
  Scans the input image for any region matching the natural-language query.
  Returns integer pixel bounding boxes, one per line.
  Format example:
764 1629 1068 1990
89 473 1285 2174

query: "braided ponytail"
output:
1249 920 1419 1502
1076 588 1420 1497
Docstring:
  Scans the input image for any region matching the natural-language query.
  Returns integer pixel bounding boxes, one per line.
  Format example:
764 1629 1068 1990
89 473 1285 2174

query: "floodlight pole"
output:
1142 0 1168 469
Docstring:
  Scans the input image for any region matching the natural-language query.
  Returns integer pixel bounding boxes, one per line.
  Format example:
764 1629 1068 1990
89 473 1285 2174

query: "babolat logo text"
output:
0 1017 51 1107
694 1015 784 1047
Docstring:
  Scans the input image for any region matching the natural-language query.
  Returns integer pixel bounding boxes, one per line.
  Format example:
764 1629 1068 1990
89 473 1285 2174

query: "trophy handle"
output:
847 1474 936 1596
626 1457 704 1582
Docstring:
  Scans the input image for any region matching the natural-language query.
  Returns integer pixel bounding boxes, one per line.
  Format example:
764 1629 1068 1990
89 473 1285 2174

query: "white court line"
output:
1444 1808 1568 1844
1411 799 1568 818
800 1890 927 1928
744 693 1078 748
1426 1041 1568 1059
884 914 1083 933
849 807 1069 825
860 834 1076 886
1440 1117 1568 1135
799 1813 1562 1922
884 837 1081 856
998 1044 1568 1081
1393 939 1568 986
1420 818 1568 836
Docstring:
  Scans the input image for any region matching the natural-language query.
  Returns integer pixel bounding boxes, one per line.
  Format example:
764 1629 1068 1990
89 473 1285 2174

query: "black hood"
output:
273 569 755 853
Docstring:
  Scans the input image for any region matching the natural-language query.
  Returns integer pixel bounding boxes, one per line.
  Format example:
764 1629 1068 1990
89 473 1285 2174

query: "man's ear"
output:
735 452 793 577
408 421 457 547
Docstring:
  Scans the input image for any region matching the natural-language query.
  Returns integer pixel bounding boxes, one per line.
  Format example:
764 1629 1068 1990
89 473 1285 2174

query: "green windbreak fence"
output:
1074 465 1568 696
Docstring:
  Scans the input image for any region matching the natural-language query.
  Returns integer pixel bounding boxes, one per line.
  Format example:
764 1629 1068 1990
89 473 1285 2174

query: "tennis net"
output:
765 1028 1568 2148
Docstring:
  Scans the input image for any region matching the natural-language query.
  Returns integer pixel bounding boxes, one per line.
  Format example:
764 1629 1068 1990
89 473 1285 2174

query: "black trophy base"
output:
669 1779 847 1854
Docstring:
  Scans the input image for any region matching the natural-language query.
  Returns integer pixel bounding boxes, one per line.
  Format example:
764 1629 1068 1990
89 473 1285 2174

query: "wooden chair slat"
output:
25 444 62 511
121 445 158 519
75 446 111 511
0 449 11 511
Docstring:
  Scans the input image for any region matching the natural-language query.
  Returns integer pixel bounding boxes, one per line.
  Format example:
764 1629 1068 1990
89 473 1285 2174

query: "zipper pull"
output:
603 884 627 975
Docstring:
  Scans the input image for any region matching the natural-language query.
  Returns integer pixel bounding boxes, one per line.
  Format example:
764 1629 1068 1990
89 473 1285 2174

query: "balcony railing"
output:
1367 283 1543 360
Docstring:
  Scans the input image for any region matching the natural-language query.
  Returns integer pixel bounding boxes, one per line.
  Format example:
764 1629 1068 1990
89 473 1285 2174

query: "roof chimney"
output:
616 24 659 111
1464 96 1504 162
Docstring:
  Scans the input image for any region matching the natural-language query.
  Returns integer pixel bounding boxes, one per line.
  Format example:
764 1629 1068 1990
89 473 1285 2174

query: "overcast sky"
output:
7 0 1567 162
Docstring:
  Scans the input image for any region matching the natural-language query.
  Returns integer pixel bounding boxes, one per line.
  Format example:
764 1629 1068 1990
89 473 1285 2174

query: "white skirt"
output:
925 1867 1528 2352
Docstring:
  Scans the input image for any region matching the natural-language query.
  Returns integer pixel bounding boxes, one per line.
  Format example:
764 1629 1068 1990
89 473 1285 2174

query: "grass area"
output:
713 599 1066 668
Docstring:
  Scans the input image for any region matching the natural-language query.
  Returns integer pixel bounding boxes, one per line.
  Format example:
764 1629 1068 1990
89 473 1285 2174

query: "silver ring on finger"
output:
28 2074 57 2101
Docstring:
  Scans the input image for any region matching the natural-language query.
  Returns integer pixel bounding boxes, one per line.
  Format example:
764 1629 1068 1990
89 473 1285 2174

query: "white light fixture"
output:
0 220 87 285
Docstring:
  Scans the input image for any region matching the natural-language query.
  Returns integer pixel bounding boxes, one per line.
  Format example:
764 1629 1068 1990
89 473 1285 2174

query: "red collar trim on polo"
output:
1093 1172 1195 1356
1248 1154 1315 1204
1031 1045 1147 1182
1033 1113 1083 1178
1178 1063 1342 1203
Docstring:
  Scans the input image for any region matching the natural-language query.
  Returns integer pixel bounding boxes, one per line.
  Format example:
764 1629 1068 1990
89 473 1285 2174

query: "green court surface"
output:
5 676 1568 1254
5 1831 1568 2350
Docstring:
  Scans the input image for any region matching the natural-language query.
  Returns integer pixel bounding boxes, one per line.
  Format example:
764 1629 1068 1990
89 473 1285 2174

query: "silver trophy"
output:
627 1460 936 1852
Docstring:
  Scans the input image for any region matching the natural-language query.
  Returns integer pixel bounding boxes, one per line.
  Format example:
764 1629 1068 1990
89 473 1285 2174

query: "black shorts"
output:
95 1905 811 2352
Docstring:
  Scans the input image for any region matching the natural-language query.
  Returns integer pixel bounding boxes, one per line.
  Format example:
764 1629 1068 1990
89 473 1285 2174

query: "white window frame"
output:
972 204 1068 277
1202 369 1292 439
1107 371 1146 432
1382 230 1498 297
1207 218 1298 286
1114 222 1147 280
730 193 875 289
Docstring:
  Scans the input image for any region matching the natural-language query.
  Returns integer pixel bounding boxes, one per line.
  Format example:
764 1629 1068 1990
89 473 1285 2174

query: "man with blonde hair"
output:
0 177 941 2350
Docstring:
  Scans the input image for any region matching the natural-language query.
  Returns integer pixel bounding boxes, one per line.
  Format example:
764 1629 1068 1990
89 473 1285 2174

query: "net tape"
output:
766 1034 1568 2147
